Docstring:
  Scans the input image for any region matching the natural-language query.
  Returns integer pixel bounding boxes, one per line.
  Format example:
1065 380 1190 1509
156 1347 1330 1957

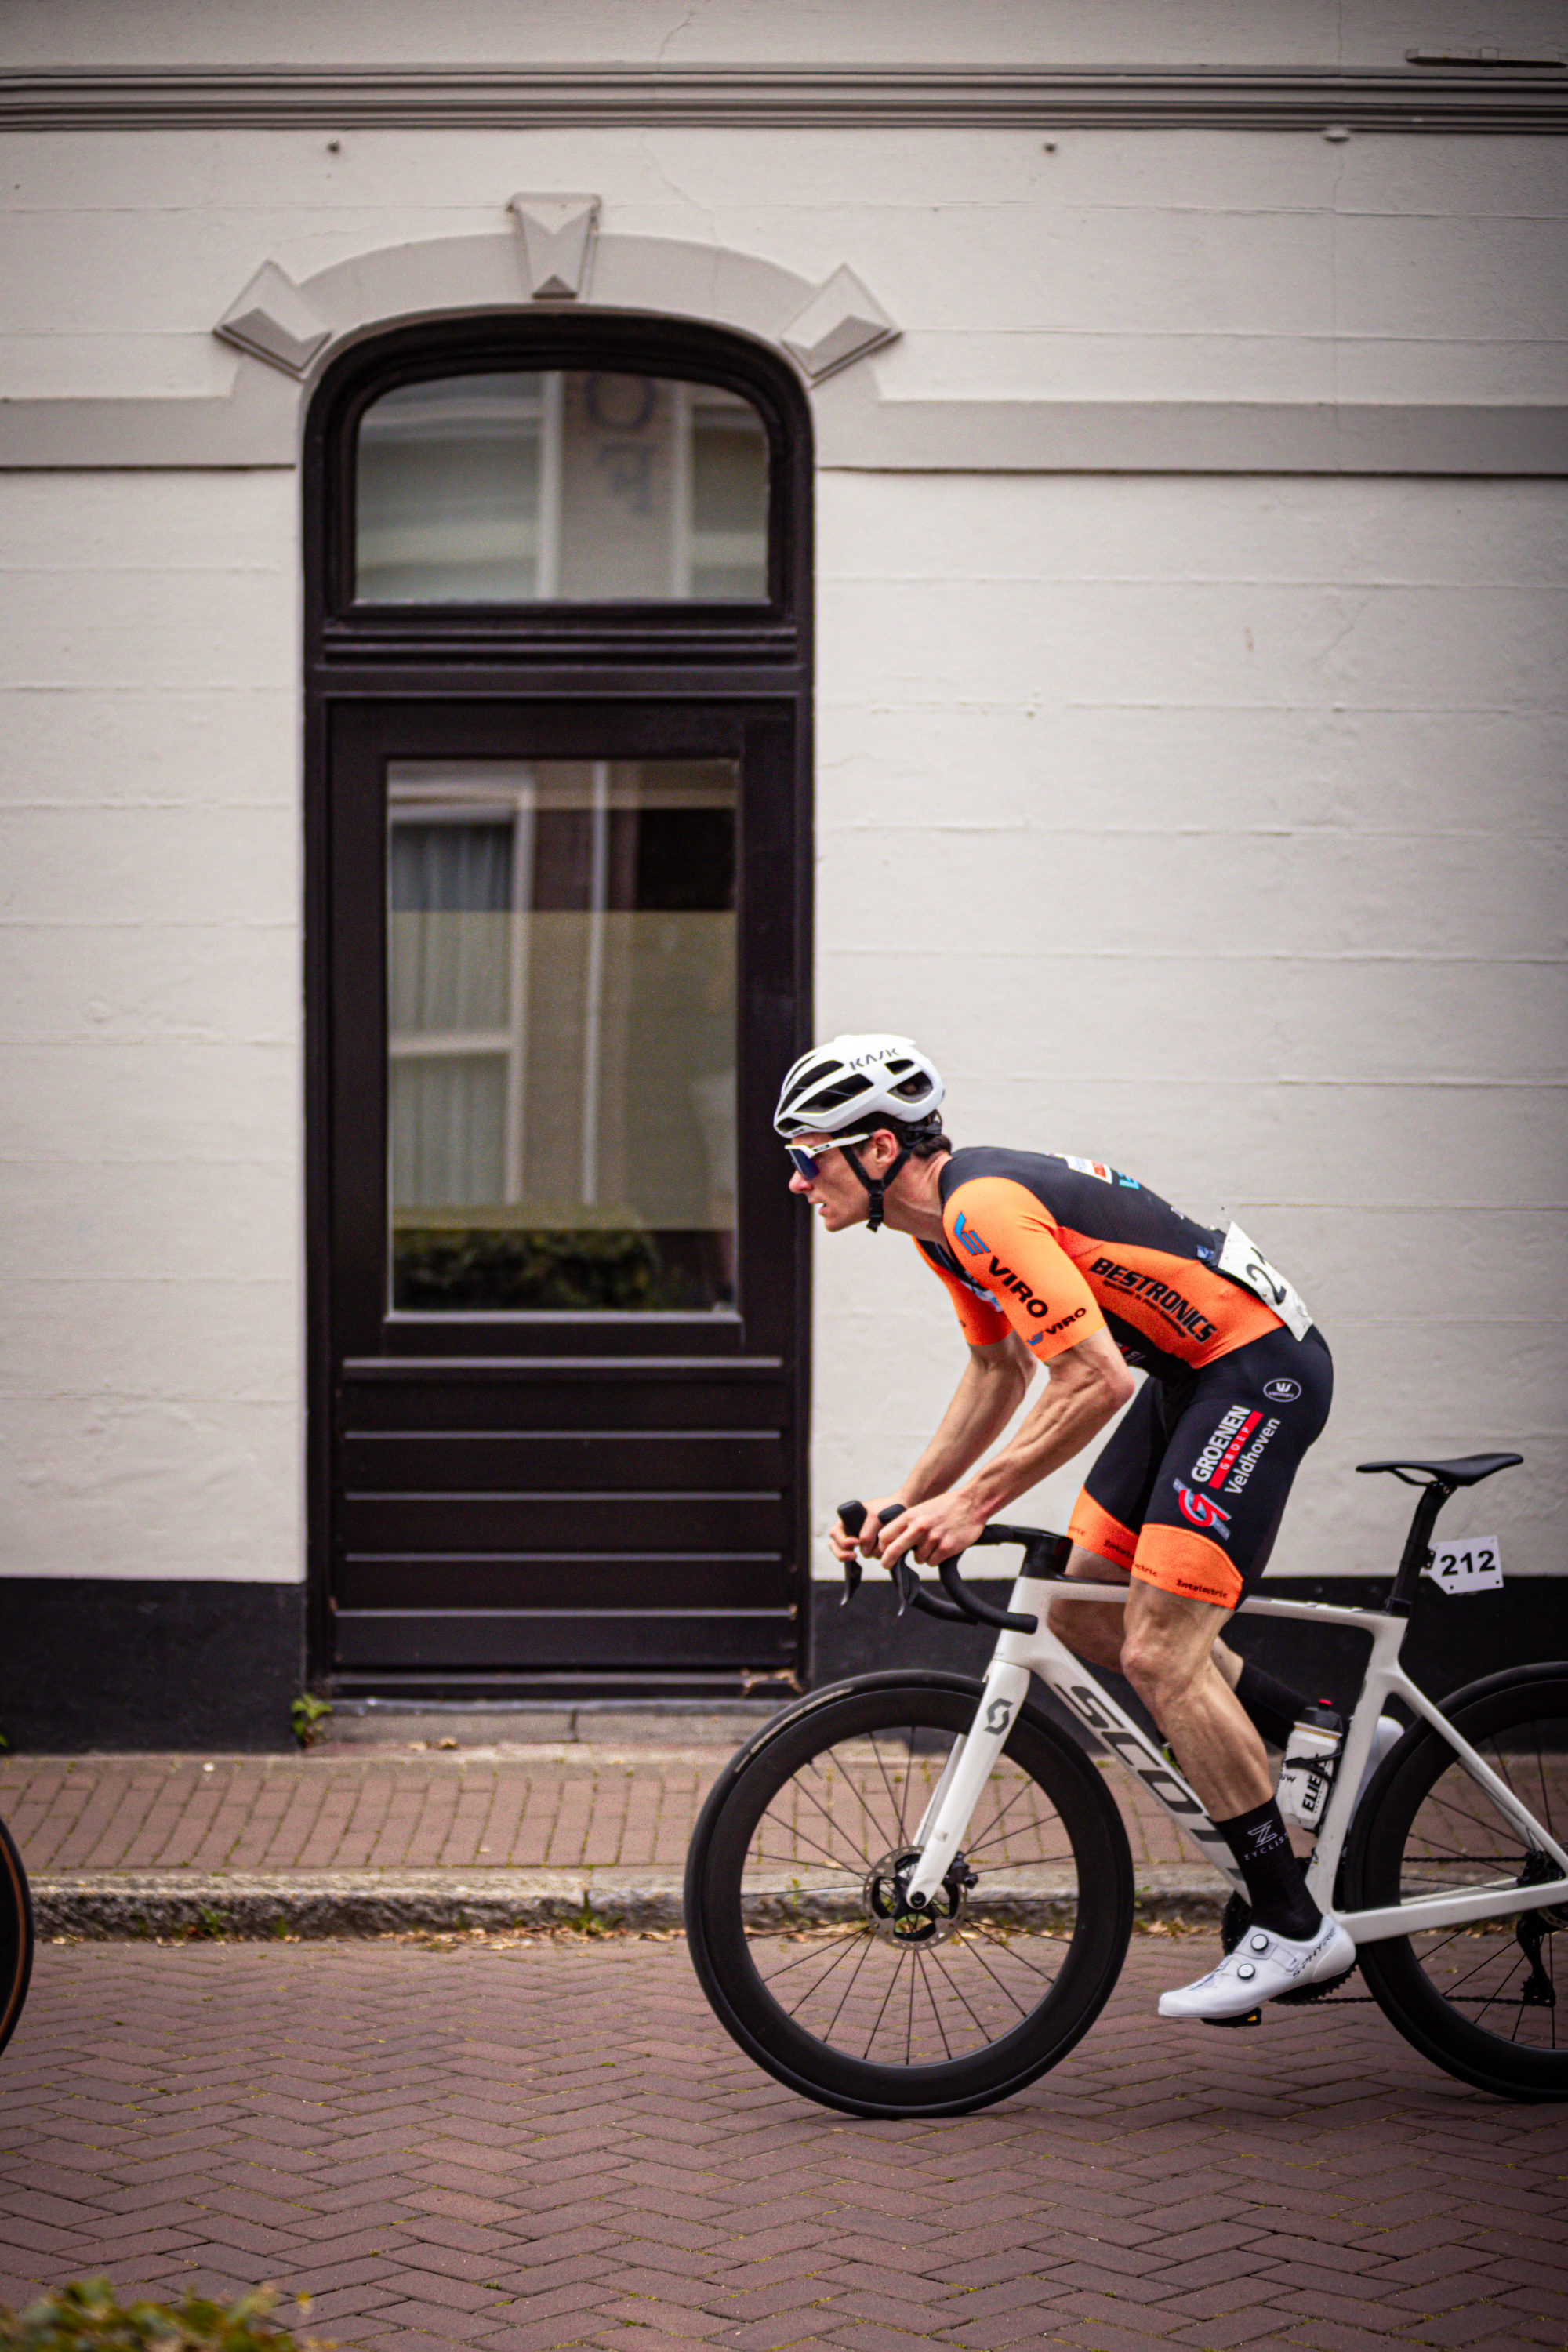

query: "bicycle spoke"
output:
857 1940 910 2061
919 1939 994 2042
964 1913 1063 1984
915 1952 956 2063
781 1750 887 1864
751 1924 866 1984
905 1935 918 2065
750 1809 866 1879
942 1928 1039 2020
773 1918 880 2017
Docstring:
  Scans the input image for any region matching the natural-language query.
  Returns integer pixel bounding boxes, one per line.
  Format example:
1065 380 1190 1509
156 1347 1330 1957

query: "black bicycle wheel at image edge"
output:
0 1818 34 2060
684 1673 1134 2117
1348 1663 1568 2101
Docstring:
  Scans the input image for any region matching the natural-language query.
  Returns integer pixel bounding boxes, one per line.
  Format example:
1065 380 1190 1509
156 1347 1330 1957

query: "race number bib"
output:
1426 1537 1504 1595
1217 1223 1314 1341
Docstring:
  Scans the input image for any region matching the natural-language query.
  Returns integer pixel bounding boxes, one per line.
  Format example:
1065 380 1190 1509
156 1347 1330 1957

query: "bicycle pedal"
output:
1202 2007 1263 2029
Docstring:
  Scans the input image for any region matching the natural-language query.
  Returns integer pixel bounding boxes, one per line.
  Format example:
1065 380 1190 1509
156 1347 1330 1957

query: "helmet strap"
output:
840 1141 912 1235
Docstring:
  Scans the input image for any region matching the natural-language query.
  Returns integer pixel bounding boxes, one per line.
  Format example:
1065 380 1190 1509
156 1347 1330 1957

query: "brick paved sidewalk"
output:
2 1936 1565 2351
2 1709 1224 1939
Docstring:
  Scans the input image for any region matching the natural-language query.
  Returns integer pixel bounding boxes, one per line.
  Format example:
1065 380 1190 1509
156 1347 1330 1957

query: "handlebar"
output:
837 1501 1071 1635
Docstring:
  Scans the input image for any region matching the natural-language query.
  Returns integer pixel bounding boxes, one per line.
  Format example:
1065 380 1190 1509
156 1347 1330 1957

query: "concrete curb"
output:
32 1865 1231 1939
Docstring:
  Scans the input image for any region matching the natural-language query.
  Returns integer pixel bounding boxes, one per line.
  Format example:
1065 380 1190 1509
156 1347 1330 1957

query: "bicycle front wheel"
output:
0 1817 34 2060
684 1673 1133 2117
1347 1664 1568 2101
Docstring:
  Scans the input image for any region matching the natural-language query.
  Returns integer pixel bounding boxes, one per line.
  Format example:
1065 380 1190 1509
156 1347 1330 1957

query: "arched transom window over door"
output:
356 369 769 604
306 317 813 1704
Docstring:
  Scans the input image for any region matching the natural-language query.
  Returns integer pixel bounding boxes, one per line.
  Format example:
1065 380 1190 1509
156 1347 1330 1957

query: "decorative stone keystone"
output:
510 194 601 299
781 266 898 381
214 261 332 376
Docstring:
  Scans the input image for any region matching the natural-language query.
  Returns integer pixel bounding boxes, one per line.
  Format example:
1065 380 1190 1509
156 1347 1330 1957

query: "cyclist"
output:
777 1033 1355 2022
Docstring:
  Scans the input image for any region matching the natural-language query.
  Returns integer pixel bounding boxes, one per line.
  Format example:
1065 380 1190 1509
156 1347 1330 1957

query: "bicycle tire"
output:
684 1672 1134 2118
1345 1662 1568 2102
0 1817 34 2060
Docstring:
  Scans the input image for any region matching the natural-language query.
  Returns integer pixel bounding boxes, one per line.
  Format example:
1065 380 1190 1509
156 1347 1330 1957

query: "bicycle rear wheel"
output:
0 1817 34 2060
684 1673 1133 2117
1346 1664 1568 2100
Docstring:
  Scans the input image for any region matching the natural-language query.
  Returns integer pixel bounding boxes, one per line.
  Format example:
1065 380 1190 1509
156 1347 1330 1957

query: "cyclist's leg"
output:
1116 1327 1332 1794
1051 1381 1156 1668
1118 1581 1272 1818
1122 1333 1353 2014
1054 1374 1258 1697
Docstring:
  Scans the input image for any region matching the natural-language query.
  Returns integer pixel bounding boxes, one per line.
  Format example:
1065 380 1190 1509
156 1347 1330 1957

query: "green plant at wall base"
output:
0 2280 332 2352
290 1693 332 1750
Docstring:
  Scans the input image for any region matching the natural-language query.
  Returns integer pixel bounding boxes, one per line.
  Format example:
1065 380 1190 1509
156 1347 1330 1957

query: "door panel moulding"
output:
2 224 1563 479
3 63 1566 133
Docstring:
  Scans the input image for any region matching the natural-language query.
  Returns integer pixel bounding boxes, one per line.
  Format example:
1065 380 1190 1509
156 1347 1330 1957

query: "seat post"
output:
1388 1478 1455 1614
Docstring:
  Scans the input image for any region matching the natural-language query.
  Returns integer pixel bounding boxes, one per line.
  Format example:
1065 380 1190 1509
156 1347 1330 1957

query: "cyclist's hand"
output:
877 1489 988 1569
829 1497 906 1563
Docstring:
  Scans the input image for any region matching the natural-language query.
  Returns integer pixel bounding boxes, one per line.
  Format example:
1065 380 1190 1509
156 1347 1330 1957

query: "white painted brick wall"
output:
811 472 1567 1581
0 473 303 1581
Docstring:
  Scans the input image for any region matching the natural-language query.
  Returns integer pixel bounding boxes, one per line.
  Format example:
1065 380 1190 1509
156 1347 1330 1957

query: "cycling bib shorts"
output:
916 1144 1333 1610
1070 1323 1333 1609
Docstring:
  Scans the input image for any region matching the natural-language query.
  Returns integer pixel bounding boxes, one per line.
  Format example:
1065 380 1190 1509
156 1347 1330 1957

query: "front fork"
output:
901 1657 1033 1911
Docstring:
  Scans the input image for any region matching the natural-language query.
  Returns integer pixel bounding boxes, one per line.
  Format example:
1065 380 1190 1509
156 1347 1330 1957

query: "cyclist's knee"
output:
1120 1599 1220 1708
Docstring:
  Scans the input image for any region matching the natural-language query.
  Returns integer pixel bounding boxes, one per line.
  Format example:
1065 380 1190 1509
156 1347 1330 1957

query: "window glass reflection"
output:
357 371 768 604
387 759 738 1313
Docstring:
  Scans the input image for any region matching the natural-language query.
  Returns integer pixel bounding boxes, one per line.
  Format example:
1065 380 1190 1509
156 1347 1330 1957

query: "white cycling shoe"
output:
1158 1915 1357 2023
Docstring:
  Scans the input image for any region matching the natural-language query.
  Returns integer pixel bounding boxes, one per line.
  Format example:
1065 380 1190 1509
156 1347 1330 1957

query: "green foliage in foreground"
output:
0 2280 329 2352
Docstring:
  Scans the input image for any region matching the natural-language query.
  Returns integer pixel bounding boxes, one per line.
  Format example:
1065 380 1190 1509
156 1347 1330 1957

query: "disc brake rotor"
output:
862 1847 974 1946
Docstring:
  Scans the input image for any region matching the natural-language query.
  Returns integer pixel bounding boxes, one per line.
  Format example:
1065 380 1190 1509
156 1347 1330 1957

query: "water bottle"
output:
1278 1701 1343 1831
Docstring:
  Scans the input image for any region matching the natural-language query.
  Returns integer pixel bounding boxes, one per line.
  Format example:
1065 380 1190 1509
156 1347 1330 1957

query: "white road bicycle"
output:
685 1452 1567 2117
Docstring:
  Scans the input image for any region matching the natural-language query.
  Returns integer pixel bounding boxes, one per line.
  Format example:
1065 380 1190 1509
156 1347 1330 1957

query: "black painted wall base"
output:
810 1576 1568 1722
3 1575 1560 1751
0 1581 307 1752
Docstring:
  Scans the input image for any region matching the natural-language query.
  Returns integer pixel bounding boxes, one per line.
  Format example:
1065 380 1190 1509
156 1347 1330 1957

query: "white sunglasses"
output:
785 1132 875 1179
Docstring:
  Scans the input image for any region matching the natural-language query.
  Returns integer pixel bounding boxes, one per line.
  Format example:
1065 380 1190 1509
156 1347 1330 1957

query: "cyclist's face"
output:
786 1133 873 1229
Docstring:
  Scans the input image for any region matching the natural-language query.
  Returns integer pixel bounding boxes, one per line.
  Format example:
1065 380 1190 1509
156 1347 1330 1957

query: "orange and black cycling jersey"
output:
919 1145 1285 1384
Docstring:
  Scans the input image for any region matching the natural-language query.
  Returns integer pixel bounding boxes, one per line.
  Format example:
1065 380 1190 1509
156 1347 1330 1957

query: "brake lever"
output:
836 1500 867 1604
837 1499 908 1606
839 1501 964 1619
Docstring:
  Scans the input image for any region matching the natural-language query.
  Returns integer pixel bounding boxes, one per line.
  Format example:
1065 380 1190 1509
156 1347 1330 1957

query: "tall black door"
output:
304 319 812 1697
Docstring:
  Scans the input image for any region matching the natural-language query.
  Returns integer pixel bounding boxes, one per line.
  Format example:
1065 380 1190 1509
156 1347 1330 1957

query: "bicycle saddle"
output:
1356 1452 1522 1487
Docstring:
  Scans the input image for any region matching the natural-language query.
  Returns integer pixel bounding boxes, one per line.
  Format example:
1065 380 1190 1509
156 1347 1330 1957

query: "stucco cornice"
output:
2 64 1566 134
2 225 1563 477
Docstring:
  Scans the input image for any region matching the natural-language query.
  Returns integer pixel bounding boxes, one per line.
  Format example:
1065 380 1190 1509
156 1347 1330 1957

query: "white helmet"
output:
774 1035 945 1141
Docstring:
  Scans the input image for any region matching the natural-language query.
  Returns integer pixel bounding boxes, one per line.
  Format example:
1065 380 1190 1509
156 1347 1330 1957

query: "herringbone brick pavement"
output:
2 1935 1564 2351
0 1741 1192 1882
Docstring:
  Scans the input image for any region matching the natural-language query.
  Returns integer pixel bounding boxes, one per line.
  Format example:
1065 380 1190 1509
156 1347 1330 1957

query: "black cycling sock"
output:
1214 1797 1322 1942
1234 1659 1313 1752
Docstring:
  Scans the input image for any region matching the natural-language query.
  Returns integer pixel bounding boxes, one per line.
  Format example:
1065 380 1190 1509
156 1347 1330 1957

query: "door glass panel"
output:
357 372 768 604
387 759 738 1312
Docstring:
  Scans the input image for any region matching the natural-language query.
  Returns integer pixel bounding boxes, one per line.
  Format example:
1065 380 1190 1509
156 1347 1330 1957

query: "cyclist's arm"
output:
829 1333 1034 1563
877 1325 1135 1569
